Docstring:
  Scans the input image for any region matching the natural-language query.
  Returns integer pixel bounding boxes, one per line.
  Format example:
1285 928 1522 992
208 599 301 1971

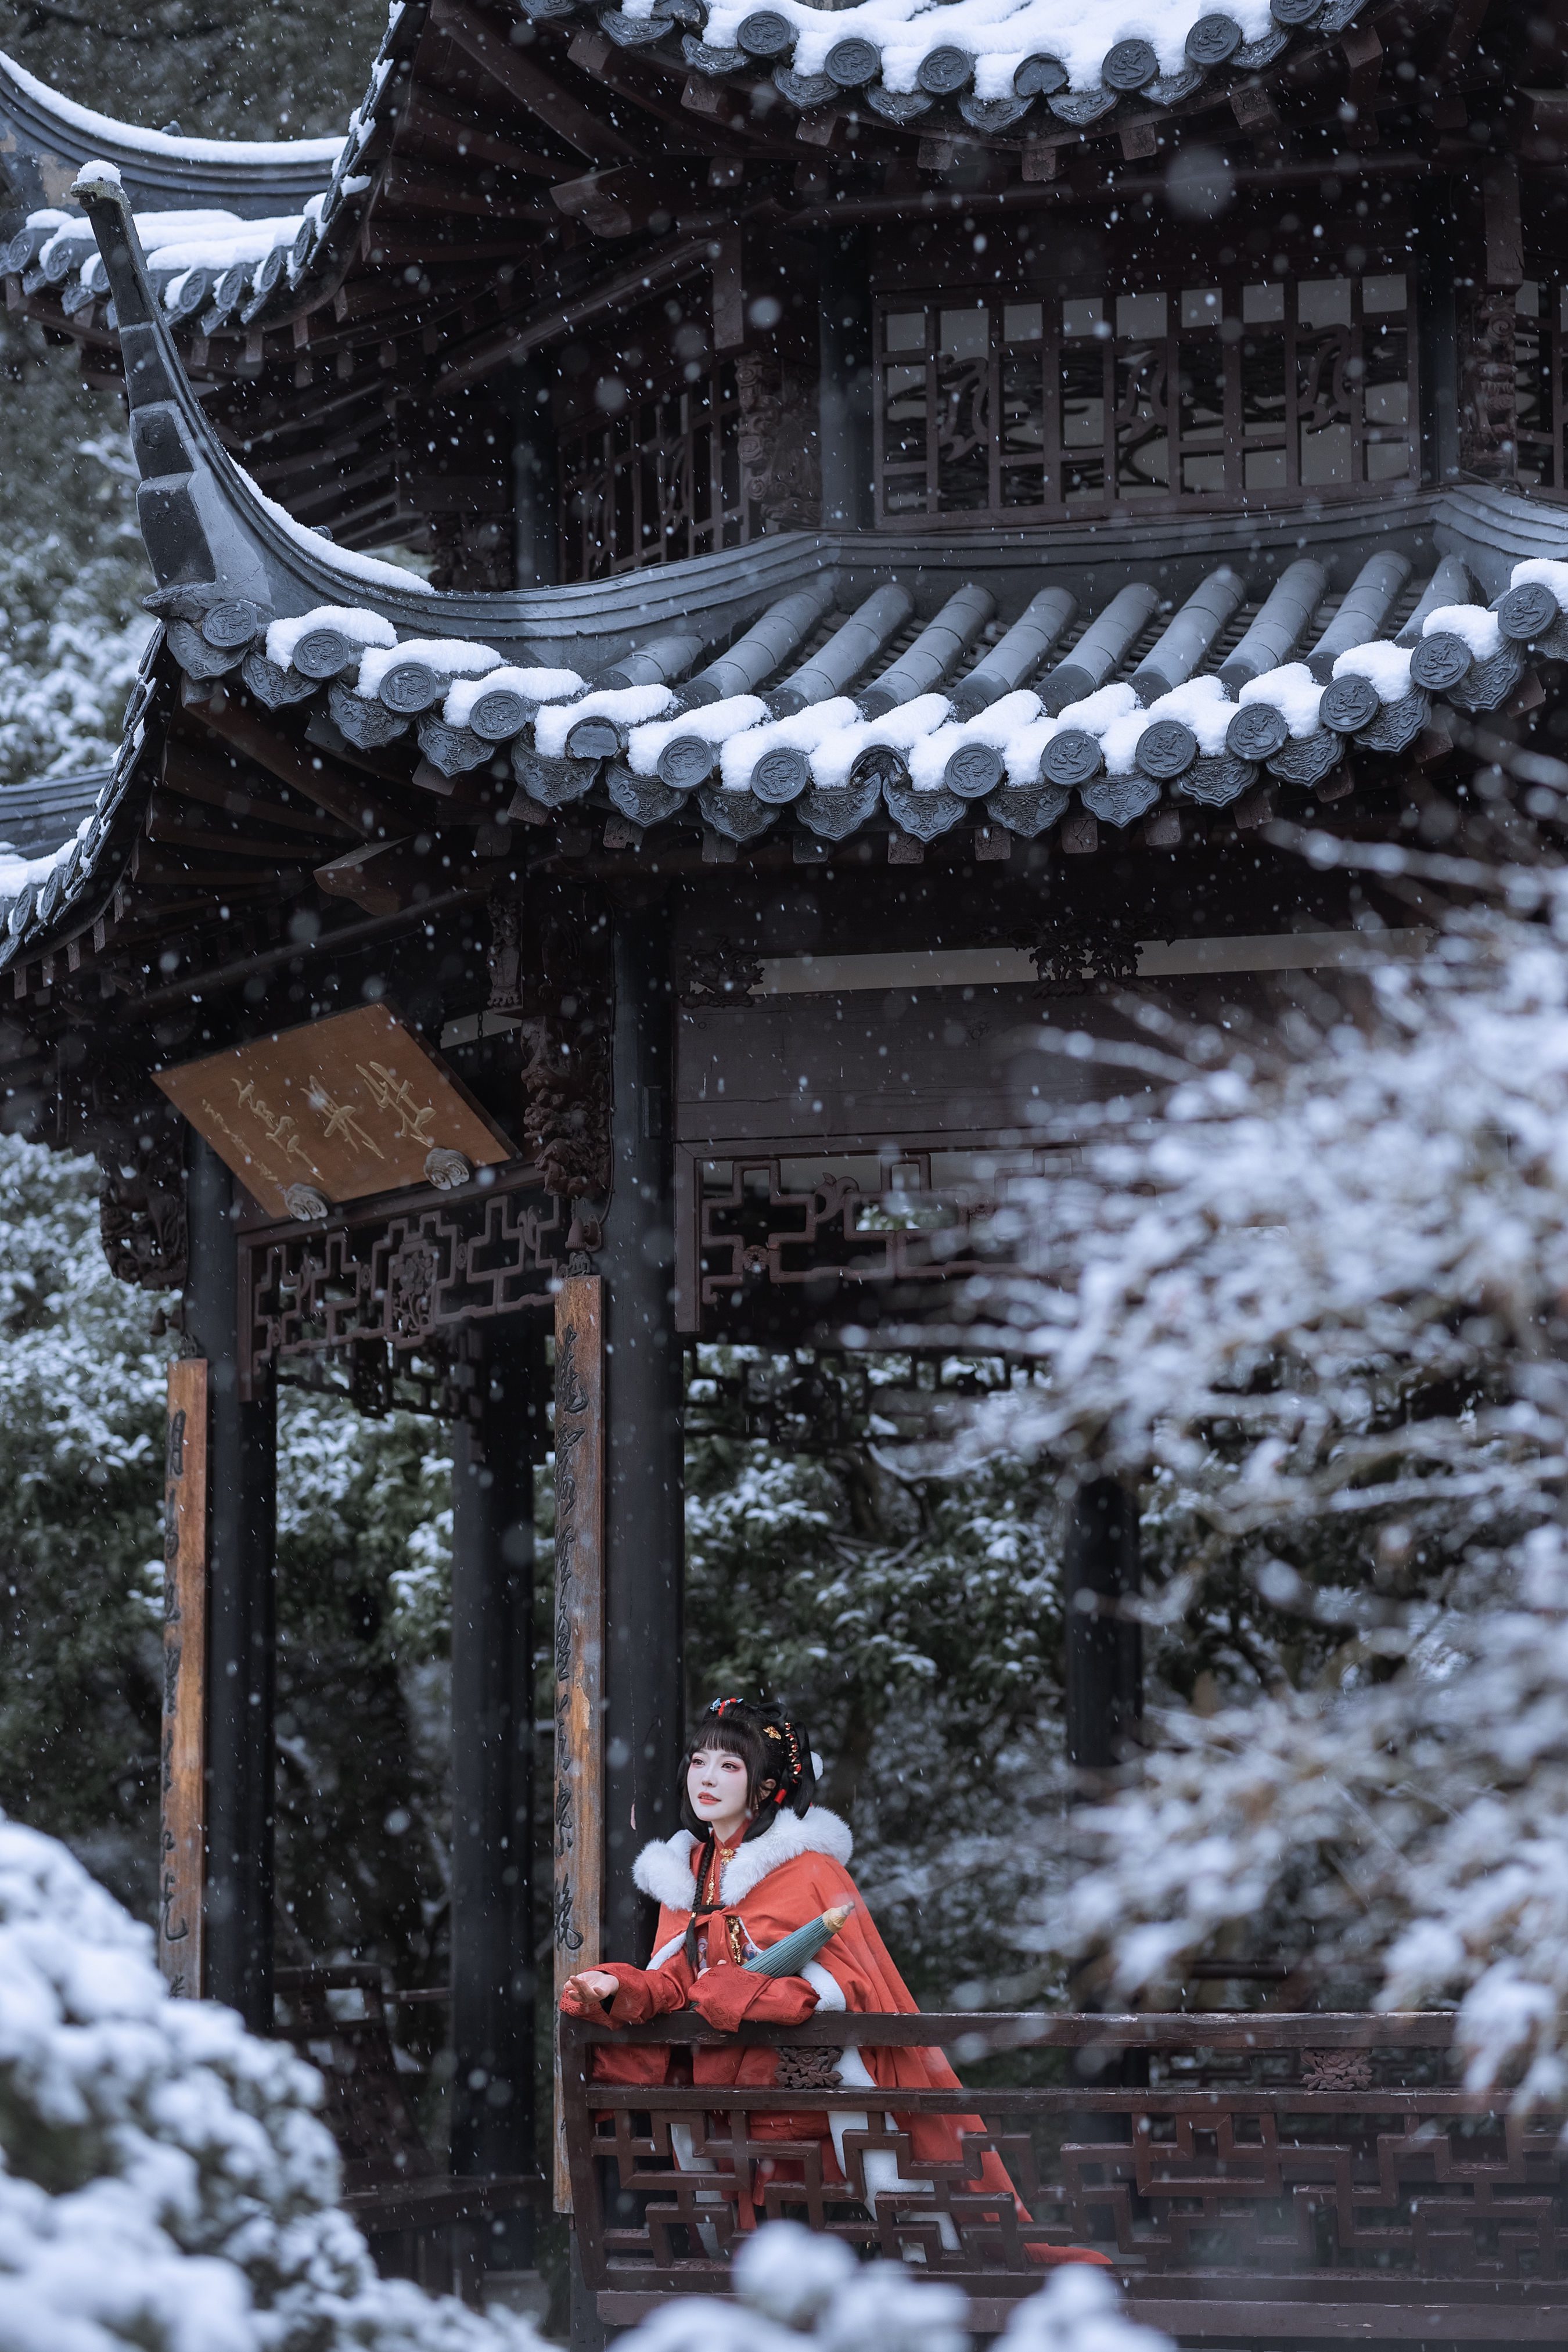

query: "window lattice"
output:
875 275 1417 524
558 365 753 581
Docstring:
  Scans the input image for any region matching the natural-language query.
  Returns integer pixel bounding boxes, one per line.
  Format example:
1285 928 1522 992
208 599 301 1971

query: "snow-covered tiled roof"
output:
6 537 1563 965
587 0 1369 130
695 0 1313 96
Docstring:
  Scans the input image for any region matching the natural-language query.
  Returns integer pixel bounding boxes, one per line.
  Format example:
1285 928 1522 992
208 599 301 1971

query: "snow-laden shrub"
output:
963 905 1568 2102
616 2220 1168 2352
0 1818 540 2352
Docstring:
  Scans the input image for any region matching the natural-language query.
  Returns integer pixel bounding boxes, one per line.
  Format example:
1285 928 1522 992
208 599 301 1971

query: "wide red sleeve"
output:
599 1961 689 2025
559 1950 695 2024
688 1960 818 2033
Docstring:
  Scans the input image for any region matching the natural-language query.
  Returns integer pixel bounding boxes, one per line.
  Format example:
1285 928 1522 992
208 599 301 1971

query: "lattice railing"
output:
559 2012 1568 2343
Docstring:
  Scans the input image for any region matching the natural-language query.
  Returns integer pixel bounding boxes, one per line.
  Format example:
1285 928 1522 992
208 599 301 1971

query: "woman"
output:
560 1695 1105 2265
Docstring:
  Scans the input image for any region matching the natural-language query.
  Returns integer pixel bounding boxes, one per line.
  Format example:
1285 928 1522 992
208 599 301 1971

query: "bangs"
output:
691 1721 755 1765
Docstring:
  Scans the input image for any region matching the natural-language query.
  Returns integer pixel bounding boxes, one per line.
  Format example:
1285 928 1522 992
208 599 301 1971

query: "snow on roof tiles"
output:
0 52 344 164
4 544 1567 950
698 0 1277 93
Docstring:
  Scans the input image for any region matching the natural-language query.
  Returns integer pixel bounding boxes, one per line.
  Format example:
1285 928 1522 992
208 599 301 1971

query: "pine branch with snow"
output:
965 905 1568 2102
614 2220 1168 2352
0 1817 542 2352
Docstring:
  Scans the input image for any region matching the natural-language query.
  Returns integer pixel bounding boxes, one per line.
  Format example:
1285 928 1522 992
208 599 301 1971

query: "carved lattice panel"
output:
697 1153 1023 1309
245 1180 562 1403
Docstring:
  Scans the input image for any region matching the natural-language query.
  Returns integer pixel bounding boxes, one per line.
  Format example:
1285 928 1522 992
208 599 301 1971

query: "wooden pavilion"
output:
3 0 1568 2336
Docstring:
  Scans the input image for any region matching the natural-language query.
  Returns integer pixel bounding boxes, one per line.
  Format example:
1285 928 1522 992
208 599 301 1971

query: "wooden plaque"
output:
159 1357 208 1995
552 1273 605 2212
152 1002 513 1219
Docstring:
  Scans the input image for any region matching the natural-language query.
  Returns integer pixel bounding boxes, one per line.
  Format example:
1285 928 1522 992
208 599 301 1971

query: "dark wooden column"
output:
511 359 558 590
451 1314 546 2274
600 900 684 1964
1063 1478 1142 1776
184 1130 276 2031
818 225 873 529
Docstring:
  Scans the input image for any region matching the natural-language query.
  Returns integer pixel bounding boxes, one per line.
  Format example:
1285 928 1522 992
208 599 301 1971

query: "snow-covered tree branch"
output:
962 905 1568 2104
0 1818 544 2352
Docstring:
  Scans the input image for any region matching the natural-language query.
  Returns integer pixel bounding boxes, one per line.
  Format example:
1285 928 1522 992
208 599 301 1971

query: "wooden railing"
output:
559 2011 1568 2343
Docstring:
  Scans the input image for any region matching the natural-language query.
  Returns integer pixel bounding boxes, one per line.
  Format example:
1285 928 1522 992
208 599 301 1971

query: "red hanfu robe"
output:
559 1804 1106 2266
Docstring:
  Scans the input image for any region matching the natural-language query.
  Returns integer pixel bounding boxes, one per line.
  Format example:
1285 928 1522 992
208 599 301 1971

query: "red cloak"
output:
559 1804 1106 2267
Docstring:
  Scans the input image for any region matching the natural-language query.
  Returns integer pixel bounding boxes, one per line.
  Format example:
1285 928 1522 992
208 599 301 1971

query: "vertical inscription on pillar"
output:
159 1357 209 1995
552 1274 604 2212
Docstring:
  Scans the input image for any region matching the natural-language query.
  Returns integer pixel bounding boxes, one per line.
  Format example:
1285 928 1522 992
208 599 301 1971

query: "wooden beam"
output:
437 233 717 389
1436 0 1492 81
565 24 782 159
712 229 744 351
429 0 636 163
377 156 555 224
310 836 475 915
132 840 312 889
161 742 356 840
192 688 409 838
552 1272 605 2214
158 1357 208 1997
395 85 563 178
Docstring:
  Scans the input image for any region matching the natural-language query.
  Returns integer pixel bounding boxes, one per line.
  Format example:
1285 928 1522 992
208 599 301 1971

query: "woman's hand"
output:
561 1968 618 2011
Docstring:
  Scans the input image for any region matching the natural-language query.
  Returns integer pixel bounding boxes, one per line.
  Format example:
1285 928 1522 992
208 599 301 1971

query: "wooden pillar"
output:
1063 1478 1142 1776
818 225 873 529
184 1130 276 2032
552 1271 605 2214
601 903 684 1965
451 1315 547 2273
512 360 558 590
158 1356 208 1994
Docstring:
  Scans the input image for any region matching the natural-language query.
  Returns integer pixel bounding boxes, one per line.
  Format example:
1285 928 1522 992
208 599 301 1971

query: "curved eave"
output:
0 50 347 220
0 643 166 978
0 10 424 357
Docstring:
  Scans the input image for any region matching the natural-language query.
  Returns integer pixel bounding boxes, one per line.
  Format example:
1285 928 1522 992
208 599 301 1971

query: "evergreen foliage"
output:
0 319 151 788
970 907 1568 2100
685 1358 1070 2001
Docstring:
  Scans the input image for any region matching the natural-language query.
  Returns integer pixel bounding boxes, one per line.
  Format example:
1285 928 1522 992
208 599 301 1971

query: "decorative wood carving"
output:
677 937 763 1008
1028 914 1141 994
735 351 822 531
1461 289 1519 479
159 1357 207 1996
489 886 612 1199
552 1272 604 2213
426 513 513 593
154 1004 513 1218
100 1137 188 1290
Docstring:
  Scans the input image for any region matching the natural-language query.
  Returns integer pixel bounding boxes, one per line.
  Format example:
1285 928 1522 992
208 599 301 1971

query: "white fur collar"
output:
632 1805 853 1914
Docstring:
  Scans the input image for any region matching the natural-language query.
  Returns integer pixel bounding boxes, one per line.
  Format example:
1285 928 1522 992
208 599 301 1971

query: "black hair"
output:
679 1698 816 1968
679 1697 817 1839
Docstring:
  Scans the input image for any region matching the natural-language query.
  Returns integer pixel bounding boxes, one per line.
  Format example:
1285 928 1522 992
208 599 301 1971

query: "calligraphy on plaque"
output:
152 1002 513 1219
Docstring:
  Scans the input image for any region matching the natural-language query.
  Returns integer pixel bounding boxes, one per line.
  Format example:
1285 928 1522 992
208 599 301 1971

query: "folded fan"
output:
743 1900 854 1977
